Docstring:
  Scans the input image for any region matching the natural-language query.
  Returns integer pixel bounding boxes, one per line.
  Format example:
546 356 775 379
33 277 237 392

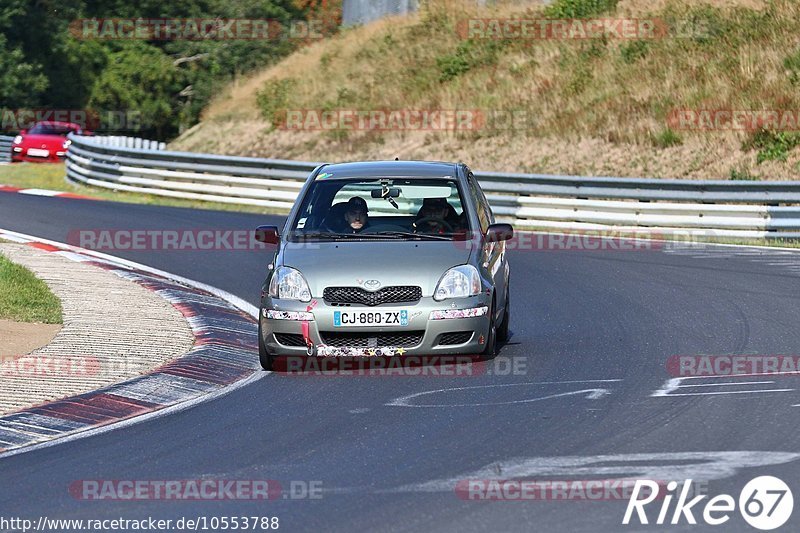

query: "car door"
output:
467 171 508 316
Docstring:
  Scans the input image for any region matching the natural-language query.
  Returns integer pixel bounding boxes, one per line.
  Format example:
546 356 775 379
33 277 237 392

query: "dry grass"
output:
172 0 800 180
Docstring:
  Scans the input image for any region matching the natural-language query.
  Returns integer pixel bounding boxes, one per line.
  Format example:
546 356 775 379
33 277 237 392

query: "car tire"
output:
258 322 274 371
482 300 497 357
496 289 510 343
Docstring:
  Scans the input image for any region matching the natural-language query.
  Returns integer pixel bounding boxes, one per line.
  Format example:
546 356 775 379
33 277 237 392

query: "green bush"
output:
620 41 649 64
652 128 682 148
256 78 297 124
437 40 501 82
744 130 800 164
544 0 619 18
784 49 800 85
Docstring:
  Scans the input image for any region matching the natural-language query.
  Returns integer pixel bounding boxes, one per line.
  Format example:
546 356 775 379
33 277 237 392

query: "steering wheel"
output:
414 217 454 233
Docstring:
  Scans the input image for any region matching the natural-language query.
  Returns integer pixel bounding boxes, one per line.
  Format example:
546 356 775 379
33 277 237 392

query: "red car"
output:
11 121 91 163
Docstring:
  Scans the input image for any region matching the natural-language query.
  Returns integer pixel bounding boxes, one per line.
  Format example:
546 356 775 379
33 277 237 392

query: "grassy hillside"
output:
171 0 800 180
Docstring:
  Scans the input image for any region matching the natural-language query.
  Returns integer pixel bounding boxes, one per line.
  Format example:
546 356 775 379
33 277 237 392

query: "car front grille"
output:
320 331 424 348
437 331 473 346
274 333 307 347
323 286 422 307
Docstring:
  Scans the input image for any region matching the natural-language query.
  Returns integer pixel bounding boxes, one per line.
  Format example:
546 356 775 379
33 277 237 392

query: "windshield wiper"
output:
373 231 452 241
292 231 352 241
293 231 451 241
293 231 401 241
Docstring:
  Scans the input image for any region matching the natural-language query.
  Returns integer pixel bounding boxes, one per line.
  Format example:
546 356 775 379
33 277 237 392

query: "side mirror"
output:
485 223 513 242
255 225 280 245
19 129 27 135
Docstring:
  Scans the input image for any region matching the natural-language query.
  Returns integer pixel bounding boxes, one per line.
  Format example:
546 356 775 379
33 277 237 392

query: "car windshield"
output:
28 123 74 135
288 177 469 241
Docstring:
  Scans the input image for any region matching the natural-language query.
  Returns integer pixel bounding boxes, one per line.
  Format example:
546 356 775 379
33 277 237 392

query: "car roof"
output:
34 121 81 129
316 161 459 179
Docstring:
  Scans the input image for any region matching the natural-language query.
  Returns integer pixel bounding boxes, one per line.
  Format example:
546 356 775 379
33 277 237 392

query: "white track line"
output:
677 381 777 388
0 228 257 317
525 229 800 254
0 227 265 460
662 389 794 397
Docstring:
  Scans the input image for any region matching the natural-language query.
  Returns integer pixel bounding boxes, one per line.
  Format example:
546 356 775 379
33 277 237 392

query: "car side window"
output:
477 181 494 224
468 173 490 233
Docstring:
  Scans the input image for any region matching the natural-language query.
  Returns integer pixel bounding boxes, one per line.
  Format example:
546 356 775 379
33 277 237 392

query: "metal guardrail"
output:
0 135 14 163
86 136 166 150
65 134 800 239
66 134 308 210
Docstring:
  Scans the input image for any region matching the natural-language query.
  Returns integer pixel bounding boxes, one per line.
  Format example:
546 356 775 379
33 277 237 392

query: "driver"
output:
413 197 457 234
343 196 369 233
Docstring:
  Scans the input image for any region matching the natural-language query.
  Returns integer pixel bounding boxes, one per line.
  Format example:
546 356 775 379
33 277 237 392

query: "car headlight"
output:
268 266 312 302
13 135 22 144
63 139 72 149
433 265 481 301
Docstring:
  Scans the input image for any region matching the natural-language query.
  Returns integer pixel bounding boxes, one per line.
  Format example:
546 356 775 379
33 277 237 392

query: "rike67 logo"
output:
623 476 793 530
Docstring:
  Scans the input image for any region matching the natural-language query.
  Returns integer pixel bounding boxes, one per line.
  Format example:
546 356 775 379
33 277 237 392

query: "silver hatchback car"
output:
255 161 512 370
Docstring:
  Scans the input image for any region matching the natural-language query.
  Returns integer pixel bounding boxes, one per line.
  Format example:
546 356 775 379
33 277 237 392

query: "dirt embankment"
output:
172 0 800 181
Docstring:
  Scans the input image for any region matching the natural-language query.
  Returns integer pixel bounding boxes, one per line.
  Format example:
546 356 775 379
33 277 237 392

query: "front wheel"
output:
258 322 274 371
496 290 510 343
481 304 497 358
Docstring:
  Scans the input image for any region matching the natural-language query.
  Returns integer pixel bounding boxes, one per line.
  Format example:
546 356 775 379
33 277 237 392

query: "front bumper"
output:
260 296 491 356
12 150 66 163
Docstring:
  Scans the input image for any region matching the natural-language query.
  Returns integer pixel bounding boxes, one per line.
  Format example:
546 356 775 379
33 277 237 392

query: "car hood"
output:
281 240 474 297
19 134 67 149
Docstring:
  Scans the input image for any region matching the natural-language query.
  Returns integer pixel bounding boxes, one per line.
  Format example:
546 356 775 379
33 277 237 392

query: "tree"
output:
0 35 48 107
88 43 182 138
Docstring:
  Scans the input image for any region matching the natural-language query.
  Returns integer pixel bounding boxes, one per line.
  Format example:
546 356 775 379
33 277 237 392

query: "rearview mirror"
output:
371 188 400 198
255 225 280 245
485 223 513 242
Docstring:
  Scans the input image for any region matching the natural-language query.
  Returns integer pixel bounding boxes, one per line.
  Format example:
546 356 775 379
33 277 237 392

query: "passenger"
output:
343 196 369 233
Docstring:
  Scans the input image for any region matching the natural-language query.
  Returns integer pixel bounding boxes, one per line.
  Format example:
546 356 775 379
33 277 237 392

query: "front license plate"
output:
27 148 50 157
334 310 409 327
